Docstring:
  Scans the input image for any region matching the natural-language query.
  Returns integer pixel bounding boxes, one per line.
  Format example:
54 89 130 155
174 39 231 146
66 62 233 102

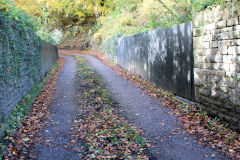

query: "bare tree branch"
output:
158 0 176 16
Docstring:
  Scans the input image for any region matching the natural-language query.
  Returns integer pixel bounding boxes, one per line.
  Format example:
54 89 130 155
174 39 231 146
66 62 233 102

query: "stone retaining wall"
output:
193 4 240 131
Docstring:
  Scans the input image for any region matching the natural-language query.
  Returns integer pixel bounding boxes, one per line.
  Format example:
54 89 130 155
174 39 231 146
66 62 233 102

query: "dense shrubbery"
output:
96 0 232 40
101 34 121 62
11 0 232 45
0 0 58 45
0 0 38 30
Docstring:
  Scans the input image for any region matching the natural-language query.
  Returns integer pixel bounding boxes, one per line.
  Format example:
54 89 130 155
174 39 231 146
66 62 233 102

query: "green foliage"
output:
0 0 39 30
192 0 231 13
37 30 58 45
127 127 146 147
226 133 238 144
95 0 192 41
101 35 121 61
13 0 234 44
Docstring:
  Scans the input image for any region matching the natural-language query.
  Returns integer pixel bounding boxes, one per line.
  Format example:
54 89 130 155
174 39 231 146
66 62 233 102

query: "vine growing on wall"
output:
0 13 41 89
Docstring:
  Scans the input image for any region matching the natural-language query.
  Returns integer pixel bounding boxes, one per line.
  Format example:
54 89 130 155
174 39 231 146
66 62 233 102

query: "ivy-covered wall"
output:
0 14 57 123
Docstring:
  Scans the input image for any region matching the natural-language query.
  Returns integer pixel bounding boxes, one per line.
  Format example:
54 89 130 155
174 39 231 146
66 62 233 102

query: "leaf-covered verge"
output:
73 56 149 159
61 50 240 160
0 58 64 160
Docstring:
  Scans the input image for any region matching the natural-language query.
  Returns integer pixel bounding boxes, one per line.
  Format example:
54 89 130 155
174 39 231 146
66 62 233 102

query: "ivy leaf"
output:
23 138 29 142
14 16 19 21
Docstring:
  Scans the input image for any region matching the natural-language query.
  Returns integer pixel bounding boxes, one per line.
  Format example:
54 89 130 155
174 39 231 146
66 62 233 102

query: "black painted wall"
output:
41 41 58 77
117 22 194 100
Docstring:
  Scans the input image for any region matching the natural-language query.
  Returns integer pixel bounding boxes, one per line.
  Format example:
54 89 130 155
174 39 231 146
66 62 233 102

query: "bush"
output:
101 35 122 62
36 29 58 45
192 0 231 13
0 0 39 30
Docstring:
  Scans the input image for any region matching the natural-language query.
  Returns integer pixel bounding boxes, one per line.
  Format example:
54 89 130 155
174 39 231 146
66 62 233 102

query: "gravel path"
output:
83 55 229 160
33 56 82 160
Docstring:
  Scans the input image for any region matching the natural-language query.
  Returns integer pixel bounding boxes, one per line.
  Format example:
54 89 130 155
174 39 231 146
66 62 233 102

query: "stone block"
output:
207 69 225 77
230 64 240 72
214 31 234 40
204 23 216 30
230 96 240 106
234 25 240 30
233 30 240 38
199 87 211 96
202 42 210 49
194 63 203 68
218 47 228 55
220 93 229 100
222 6 233 20
211 29 221 35
206 48 218 55
224 104 235 110
229 89 240 98
227 17 239 26
236 107 240 113
229 39 240 46
193 37 203 49
211 88 220 98
208 55 222 63
206 96 222 106
202 63 213 69
212 63 222 70
226 72 237 78
194 49 205 56
216 20 227 28
216 70 226 77
220 86 229 94
237 56 240 64
229 78 238 88
195 56 208 63
232 117 239 123
209 75 221 83
223 55 234 63
225 115 233 123
211 41 218 48
228 46 240 55
202 35 213 41
221 27 233 32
